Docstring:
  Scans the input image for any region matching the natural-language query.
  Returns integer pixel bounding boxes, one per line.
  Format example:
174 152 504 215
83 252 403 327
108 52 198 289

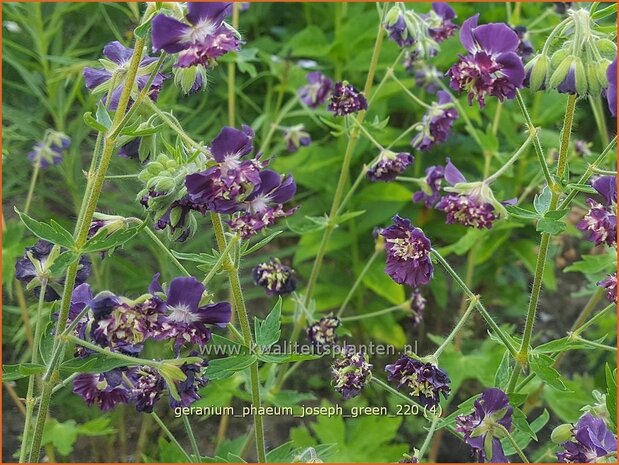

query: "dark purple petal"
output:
444 158 467 185
102 41 133 64
197 301 232 327
186 2 231 25
166 277 205 311
607 57 617 117
151 14 192 53
210 125 254 162
592 175 617 205
149 273 164 295
83 67 112 91
471 23 520 55
459 14 479 53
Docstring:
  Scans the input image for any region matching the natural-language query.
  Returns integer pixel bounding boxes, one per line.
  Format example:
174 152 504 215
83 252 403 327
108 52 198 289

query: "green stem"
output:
515 94 577 367
418 414 441 461
507 363 521 393
202 235 238 285
571 302 614 337
589 94 610 147
63 335 161 369
145 99 206 154
24 160 41 215
515 91 553 187
572 336 617 352
340 303 407 322
485 130 535 184
143 226 191 276
433 298 477 359
371 377 422 409
151 413 193 463
259 98 299 154
431 250 519 359
336 249 380 317
19 280 47 463
182 415 201 461
209 213 266 463
27 37 147 463
389 72 434 110
351 118 385 151
499 425 530 463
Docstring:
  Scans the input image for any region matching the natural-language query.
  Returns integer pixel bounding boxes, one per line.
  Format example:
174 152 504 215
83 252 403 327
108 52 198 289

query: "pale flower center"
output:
168 303 199 324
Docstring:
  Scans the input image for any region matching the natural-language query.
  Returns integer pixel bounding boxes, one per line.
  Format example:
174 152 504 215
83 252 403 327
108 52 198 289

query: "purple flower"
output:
384 11 415 48
456 388 513 462
331 347 372 400
411 91 458 151
298 72 333 108
129 366 165 413
168 358 208 408
557 413 617 462
153 196 202 243
410 288 426 327
412 165 445 208
83 41 166 110
185 125 262 214
385 355 450 408
27 131 70 168
227 169 297 239
607 57 617 117
283 125 312 153
73 371 131 411
447 14 525 107
67 283 94 357
423 3 458 43
90 291 165 355
151 275 231 353
555 2 573 14
15 240 91 302
151 3 240 68
252 258 297 296
598 273 617 304
328 81 368 116
366 150 414 182
577 176 617 247
380 215 433 288
435 159 498 229
513 26 534 59
307 315 340 348
117 138 141 159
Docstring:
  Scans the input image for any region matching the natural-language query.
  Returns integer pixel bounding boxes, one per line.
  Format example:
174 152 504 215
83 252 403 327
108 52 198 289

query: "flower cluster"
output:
83 41 167 110
410 91 458 151
28 130 71 168
556 413 617 462
366 150 414 182
327 81 368 116
412 165 445 208
184 126 297 239
598 273 617 304
447 14 525 107
15 240 91 302
298 72 333 108
331 347 372 400
456 388 514 462
381 215 434 288
577 175 617 247
384 3 458 60
252 258 297 296
283 124 312 153
385 354 450 408
152 3 240 69
69 276 230 411
307 315 340 348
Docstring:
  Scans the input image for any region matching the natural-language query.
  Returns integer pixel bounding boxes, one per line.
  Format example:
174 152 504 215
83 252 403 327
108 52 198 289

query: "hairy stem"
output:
209 212 266 463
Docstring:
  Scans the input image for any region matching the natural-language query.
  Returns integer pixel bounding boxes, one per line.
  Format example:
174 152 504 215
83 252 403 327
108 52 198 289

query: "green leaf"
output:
505 205 540 221
533 337 595 354
257 353 322 363
564 251 617 274
77 417 116 436
362 259 405 305
533 186 552 214
254 298 282 348
536 217 567 234
605 364 617 429
528 353 569 391
242 230 283 256
95 102 113 129
42 419 78 456
544 209 570 220
2 363 45 381
48 251 80 275
82 224 142 253
59 354 138 375
501 409 549 456
331 210 366 226
83 111 109 133
494 350 511 388
206 355 257 380
15 207 75 249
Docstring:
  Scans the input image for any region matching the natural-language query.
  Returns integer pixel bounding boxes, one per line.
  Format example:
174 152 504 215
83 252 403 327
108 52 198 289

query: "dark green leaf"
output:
242 231 283 256
536 217 567 234
82 224 142 253
254 298 282 348
206 355 257 380
533 186 552 214
606 364 617 429
2 363 45 381
528 353 569 391
15 207 75 248
505 205 540 220
95 102 112 129
83 111 109 133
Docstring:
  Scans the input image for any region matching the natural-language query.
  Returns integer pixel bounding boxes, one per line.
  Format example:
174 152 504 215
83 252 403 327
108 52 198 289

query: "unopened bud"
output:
551 423 573 444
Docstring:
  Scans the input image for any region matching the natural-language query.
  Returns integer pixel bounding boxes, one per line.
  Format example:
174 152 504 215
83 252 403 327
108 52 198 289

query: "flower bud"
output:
525 55 550 91
551 423 574 444
596 39 617 60
173 65 207 94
